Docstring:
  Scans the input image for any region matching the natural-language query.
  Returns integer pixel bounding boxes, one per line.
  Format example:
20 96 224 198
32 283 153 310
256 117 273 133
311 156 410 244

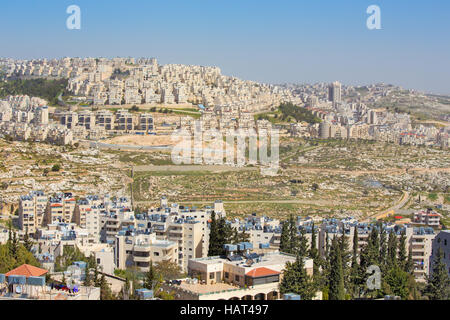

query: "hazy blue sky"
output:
1 0 449 94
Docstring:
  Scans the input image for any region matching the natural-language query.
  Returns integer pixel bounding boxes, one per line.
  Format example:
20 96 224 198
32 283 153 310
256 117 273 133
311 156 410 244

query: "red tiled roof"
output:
245 267 280 278
5 264 48 277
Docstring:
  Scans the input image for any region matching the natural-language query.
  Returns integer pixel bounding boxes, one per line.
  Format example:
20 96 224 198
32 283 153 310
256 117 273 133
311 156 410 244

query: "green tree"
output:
387 231 398 269
83 267 92 287
23 227 33 252
328 237 345 300
367 227 380 264
384 266 409 300
10 230 19 259
405 250 414 274
425 248 450 300
279 254 317 300
297 228 309 257
100 273 114 300
379 226 387 270
350 227 362 298
144 260 156 289
309 223 319 278
338 233 350 276
154 260 185 281
208 211 221 256
208 212 232 256
288 215 299 254
94 264 100 287
231 228 250 244
398 232 408 272
279 221 290 253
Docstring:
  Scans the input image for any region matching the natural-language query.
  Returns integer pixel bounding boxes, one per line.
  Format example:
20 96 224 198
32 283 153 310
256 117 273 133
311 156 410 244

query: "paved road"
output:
133 165 258 173
135 199 354 206
289 166 450 176
89 141 171 151
361 191 410 223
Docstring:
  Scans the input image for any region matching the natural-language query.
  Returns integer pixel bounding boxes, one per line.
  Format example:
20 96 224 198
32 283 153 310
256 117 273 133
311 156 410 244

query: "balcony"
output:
133 255 150 263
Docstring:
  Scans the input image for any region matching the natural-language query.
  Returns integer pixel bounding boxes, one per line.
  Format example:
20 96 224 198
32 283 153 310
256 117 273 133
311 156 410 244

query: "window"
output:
235 275 240 282
154 252 160 256
210 273 215 280
97 258 101 264
225 272 229 279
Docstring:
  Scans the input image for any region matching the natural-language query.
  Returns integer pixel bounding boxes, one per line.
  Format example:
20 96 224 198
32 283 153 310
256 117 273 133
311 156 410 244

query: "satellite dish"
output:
16 286 22 294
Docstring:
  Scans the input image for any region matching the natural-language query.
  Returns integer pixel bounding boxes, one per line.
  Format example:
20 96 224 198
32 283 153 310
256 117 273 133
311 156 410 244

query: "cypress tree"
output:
208 211 221 256
358 237 374 298
350 227 361 298
328 237 345 300
379 226 387 270
426 248 450 300
144 260 156 290
100 273 113 300
288 215 299 254
94 265 100 287
339 232 350 269
405 250 414 275
8 223 12 242
322 231 331 287
309 223 318 259
398 232 408 272
279 221 289 253
309 224 319 278
298 227 309 257
387 231 398 268
11 230 18 259
24 227 33 252
338 232 350 293
279 254 317 300
84 268 92 287
367 227 380 265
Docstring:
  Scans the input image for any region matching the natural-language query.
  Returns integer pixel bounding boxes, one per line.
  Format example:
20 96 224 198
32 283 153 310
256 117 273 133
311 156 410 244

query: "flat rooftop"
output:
178 282 238 295
191 252 298 268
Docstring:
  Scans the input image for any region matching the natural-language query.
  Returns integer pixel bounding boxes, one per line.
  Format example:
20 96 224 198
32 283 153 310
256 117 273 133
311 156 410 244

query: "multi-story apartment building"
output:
408 227 436 282
430 230 450 278
114 109 134 131
115 232 178 272
413 209 441 227
138 113 154 132
77 111 96 130
74 196 102 241
43 193 77 226
95 110 114 131
100 202 136 244
18 191 48 234
60 111 79 129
